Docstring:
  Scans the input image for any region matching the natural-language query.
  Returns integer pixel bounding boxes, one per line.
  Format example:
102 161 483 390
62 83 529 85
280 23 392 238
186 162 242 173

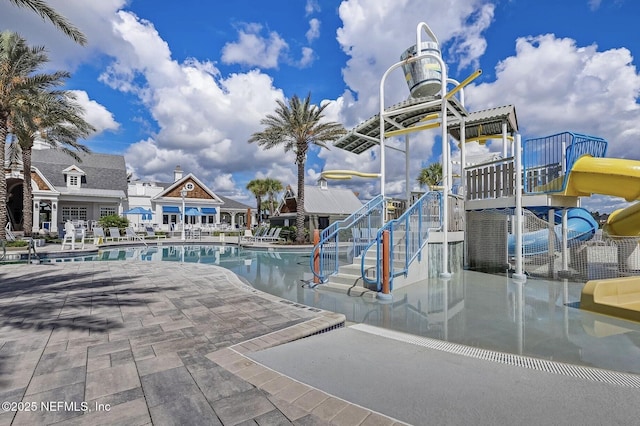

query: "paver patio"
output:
0 262 402 425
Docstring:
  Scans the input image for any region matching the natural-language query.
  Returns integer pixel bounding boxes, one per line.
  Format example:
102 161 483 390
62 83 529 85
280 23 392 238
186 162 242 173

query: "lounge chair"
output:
145 226 166 240
107 227 124 242
240 229 254 243
93 227 106 244
256 228 276 242
188 228 201 240
125 227 147 246
260 227 283 242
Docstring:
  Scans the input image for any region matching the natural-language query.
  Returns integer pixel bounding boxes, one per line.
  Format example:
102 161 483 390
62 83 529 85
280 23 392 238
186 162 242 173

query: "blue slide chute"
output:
508 207 598 256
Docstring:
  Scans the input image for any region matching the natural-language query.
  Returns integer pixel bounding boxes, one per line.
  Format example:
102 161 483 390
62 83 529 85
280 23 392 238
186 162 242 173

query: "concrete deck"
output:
0 262 399 425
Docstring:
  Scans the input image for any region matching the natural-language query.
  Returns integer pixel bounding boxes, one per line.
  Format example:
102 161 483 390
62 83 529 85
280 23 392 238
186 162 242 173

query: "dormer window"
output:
62 165 86 189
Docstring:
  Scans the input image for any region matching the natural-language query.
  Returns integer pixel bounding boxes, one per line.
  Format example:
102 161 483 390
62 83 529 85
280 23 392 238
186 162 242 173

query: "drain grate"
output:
351 323 640 388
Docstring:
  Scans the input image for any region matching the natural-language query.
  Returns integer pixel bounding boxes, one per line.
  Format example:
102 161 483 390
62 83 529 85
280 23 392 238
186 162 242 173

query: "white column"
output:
50 200 59 235
32 199 40 234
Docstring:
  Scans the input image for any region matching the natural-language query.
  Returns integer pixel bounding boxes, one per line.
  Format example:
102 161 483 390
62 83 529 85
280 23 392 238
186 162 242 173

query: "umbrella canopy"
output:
184 208 204 216
124 207 152 215
124 207 153 228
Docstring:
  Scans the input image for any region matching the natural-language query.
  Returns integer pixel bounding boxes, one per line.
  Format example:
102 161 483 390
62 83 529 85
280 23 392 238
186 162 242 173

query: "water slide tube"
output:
508 207 597 256
563 155 640 236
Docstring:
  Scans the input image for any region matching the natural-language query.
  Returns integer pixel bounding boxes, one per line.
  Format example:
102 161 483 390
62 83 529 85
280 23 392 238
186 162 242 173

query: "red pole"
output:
382 230 390 295
313 229 320 284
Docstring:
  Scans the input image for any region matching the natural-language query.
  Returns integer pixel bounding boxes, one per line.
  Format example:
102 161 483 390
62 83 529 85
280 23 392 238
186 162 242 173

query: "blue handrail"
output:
522 132 607 194
310 195 385 283
361 191 442 291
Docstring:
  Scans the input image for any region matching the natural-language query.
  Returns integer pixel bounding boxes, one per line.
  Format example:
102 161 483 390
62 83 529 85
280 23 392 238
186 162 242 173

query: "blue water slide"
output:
508 207 598 256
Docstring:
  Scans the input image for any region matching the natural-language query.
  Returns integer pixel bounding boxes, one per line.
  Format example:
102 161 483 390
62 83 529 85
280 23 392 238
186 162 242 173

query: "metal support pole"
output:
562 209 569 272
513 134 527 282
378 230 392 300
313 229 320 284
405 135 410 206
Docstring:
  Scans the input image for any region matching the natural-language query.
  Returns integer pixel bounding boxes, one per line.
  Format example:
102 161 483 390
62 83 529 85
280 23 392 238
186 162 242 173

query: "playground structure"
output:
309 22 640 321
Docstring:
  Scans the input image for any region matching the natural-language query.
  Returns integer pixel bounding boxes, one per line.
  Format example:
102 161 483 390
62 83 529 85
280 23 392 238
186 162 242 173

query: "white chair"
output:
93 227 106 244
125 227 147 246
145 226 166 240
108 227 124 242
61 221 84 250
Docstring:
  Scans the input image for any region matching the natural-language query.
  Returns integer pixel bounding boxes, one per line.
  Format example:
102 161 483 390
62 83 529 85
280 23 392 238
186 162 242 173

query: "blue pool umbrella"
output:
124 207 153 227
124 207 152 215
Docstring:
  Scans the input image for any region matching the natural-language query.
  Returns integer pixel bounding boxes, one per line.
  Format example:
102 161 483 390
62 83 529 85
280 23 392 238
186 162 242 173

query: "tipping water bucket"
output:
400 41 442 98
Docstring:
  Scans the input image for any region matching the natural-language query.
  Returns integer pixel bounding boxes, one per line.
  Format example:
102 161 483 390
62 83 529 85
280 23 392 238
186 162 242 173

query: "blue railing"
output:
523 132 607 194
310 195 385 283
361 191 442 291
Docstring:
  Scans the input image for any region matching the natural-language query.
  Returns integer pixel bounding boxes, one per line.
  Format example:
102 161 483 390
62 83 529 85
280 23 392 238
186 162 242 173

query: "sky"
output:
1 0 639 213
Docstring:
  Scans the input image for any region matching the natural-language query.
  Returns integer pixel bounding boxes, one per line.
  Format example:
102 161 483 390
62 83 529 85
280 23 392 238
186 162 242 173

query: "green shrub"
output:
6 240 28 247
98 215 129 230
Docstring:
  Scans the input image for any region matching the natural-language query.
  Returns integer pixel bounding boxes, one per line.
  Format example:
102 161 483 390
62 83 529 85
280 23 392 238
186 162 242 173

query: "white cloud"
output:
221 23 288 69
468 34 640 159
299 47 315 68
306 18 321 43
588 0 602 11
305 0 321 15
69 90 119 135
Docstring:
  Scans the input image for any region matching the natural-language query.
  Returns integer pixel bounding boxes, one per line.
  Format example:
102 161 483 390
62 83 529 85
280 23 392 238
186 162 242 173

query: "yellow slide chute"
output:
563 156 640 236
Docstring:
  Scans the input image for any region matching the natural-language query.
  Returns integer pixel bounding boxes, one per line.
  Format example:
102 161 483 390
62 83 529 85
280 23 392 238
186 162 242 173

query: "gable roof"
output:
153 173 224 203
280 185 363 215
217 194 253 210
32 149 128 194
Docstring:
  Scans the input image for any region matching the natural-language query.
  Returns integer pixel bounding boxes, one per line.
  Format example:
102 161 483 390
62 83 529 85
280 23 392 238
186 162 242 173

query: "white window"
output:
61 206 87 222
100 207 117 217
68 175 79 187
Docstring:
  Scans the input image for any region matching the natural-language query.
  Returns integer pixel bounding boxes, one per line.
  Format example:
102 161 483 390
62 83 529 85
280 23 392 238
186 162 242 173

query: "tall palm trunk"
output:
21 146 33 236
0 118 8 240
295 157 305 244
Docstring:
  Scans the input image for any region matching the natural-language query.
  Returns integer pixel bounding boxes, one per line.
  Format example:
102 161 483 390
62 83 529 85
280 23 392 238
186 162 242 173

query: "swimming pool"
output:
45 244 640 374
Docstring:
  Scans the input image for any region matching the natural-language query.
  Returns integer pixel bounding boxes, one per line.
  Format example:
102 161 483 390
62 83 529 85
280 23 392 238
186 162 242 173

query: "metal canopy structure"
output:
448 104 519 143
333 95 468 154
333 102 519 155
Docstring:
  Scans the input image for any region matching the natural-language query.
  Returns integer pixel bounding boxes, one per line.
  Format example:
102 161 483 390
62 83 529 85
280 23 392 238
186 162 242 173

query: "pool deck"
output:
0 252 639 424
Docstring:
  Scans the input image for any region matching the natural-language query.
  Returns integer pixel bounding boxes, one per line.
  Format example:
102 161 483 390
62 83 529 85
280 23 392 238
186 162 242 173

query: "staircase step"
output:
318 282 378 300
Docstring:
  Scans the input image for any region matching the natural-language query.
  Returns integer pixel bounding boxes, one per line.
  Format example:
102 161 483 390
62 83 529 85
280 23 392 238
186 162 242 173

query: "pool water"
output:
47 244 640 374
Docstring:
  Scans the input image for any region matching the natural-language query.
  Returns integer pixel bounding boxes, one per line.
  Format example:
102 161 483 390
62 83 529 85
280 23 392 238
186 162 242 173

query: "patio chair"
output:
256 228 276 242
60 221 78 251
125 227 147 246
188 228 202 240
260 227 283 242
107 227 124 242
145 226 166 240
93 227 106 244
240 229 254 243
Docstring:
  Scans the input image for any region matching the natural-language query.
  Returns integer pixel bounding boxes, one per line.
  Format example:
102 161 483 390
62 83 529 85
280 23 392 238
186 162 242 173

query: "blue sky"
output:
2 0 639 213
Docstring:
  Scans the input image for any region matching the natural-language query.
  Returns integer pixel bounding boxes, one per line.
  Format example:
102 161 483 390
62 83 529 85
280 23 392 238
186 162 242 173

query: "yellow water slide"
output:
562 156 640 236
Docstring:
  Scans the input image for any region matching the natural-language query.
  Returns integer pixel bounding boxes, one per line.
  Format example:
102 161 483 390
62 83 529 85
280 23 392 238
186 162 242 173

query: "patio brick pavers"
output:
0 261 403 425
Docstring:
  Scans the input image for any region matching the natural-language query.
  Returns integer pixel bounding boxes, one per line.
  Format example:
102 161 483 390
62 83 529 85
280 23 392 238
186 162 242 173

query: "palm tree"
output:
263 177 283 218
246 179 267 223
417 162 443 190
0 31 66 239
6 0 86 45
249 94 346 243
10 89 94 236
